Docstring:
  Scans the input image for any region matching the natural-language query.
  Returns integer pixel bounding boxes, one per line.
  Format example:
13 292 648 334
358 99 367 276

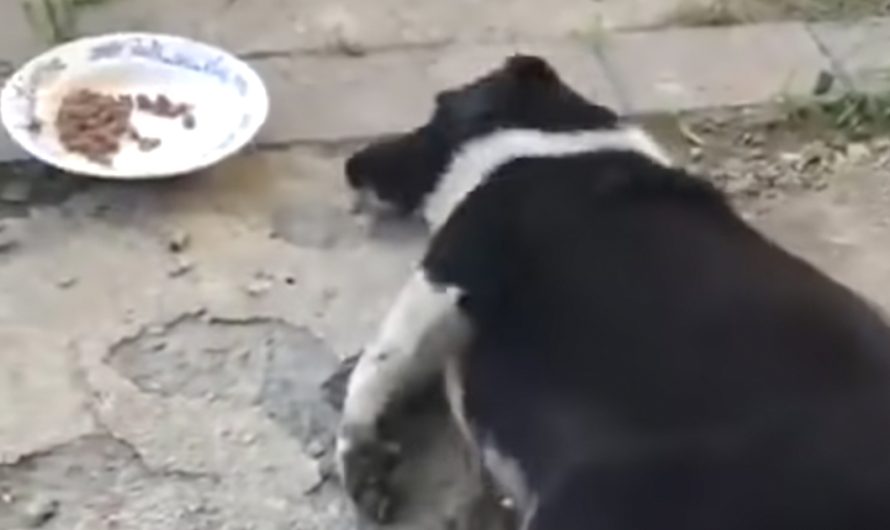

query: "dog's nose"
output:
345 154 367 189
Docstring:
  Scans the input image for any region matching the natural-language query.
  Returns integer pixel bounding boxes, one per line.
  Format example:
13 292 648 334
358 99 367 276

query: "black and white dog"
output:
337 55 890 529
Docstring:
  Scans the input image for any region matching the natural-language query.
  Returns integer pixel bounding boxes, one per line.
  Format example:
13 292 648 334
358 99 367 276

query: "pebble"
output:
56 276 78 289
168 256 194 278
21 496 59 527
845 142 871 163
332 31 368 57
245 278 273 297
166 230 190 253
813 70 835 96
689 146 703 162
306 439 327 458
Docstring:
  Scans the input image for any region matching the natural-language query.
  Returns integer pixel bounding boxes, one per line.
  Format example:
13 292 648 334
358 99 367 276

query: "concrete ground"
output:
4 1 890 530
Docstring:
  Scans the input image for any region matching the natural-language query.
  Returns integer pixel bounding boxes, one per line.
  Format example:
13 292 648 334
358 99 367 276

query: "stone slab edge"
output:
3 17 890 161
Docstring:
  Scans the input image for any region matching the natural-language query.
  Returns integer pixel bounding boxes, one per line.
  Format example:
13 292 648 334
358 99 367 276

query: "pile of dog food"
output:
55 89 196 166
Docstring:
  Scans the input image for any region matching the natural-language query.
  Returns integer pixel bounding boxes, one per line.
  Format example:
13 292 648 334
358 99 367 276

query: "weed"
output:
21 0 112 45
782 91 890 139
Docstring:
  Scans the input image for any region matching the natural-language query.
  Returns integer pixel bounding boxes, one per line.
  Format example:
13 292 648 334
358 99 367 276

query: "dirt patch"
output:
640 103 890 215
107 316 342 453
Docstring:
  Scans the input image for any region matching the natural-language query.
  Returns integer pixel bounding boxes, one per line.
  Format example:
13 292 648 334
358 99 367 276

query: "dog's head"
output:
345 55 619 216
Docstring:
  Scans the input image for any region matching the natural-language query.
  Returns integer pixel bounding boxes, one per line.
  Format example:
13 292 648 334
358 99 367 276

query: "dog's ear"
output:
504 55 559 84
422 184 510 298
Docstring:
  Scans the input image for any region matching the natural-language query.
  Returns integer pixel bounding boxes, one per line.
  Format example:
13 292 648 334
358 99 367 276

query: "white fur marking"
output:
444 354 473 443
422 127 671 228
340 270 469 437
482 441 534 513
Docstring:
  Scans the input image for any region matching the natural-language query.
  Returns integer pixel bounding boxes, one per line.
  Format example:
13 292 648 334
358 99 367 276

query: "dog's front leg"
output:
338 269 469 522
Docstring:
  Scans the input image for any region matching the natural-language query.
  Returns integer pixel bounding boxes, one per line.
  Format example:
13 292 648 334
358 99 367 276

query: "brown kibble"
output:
57 88 193 165
155 94 173 116
136 94 152 111
138 137 161 152
169 103 191 118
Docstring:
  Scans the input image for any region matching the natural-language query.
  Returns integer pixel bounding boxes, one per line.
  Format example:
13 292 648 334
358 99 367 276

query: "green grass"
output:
22 0 113 44
781 91 890 139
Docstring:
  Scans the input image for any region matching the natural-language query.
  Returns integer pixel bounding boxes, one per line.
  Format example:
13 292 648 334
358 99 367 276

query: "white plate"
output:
0 33 269 179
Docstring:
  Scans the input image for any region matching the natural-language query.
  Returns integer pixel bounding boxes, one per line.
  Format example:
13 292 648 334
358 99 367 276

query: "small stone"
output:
845 143 871 163
168 256 194 278
239 432 257 445
306 439 327 458
166 230 190 253
21 496 59 527
779 152 802 164
689 146 703 162
739 132 764 147
333 33 367 57
245 278 273 297
321 6 367 57
56 276 78 289
813 70 835 96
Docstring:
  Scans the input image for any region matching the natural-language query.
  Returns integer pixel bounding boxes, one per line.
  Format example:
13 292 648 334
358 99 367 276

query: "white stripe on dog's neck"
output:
422 127 671 229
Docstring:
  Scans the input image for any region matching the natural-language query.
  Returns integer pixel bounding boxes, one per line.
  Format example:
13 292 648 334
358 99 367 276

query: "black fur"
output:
348 56 890 528
345 55 618 215
424 151 890 529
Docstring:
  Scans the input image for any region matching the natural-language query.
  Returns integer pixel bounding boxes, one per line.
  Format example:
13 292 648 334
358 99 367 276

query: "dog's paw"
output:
337 427 402 523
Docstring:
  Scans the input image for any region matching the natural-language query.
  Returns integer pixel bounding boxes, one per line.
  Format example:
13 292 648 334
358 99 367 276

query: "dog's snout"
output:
345 155 366 189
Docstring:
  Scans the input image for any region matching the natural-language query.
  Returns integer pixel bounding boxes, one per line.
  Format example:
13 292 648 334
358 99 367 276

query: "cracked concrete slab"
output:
76 0 710 55
809 17 890 93
0 330 94 464
599 22 832 113
254 41 619 143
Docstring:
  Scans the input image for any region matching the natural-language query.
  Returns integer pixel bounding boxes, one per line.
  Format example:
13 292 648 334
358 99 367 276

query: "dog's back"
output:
340 56 890 528
425 151 890 529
